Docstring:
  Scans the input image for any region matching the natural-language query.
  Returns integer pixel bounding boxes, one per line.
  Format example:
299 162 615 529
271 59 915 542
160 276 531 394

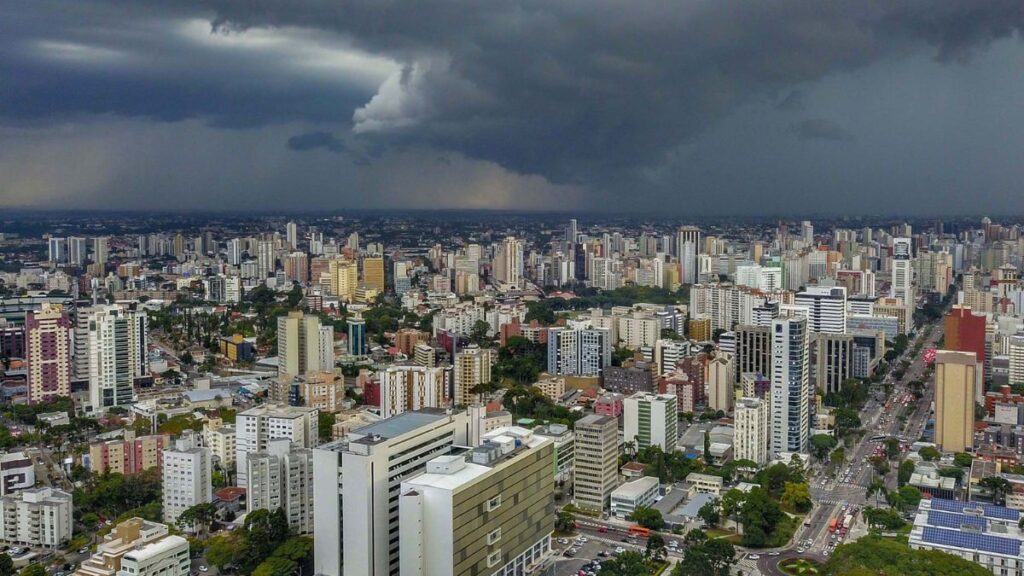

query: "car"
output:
558 539 569 545
598 526 608 533
615 547 626 554
78 548 89 554
824 550 831 557
769 551 780 556
749 554 760 560
564 550 575 557
597 551 609 557
198 566 209 573
797 548 806 554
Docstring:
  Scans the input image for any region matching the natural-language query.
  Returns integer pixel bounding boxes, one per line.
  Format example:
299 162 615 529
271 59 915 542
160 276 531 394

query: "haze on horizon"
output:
1 1 1023 215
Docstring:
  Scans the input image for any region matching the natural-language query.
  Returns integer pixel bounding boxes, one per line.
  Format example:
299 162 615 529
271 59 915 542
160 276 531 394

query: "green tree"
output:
468 320 492 346
703 430 712 464
739 487 783 548
0 554 14 576
18 567 45 576
831 446 846 467
646 533 667 561
810 434 839 461
252 556 298 576
318 411 336 441
781 482 813 513
698 499 720 528
598 551 648 576
898 459 916 486
555 510 576 533
628 506 665 530
176 502 218 536
869 455 890 475
824 534 990 576
919 446 940 461
884 437 901 460
243 508 290 570
980 476 1012 506
897 485 922 509
206 532 245 570
953 452 974 468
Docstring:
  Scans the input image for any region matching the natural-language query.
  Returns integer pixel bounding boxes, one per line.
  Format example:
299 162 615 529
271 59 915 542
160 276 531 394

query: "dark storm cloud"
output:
789 119 855 142
287 131 346 153
1 0 1023 212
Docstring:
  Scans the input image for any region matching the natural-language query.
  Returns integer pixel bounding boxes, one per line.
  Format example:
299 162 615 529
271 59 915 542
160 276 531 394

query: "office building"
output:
277 311 333 378
623 393 678 451
813 333 854 395
312 409 470 576
286 221 298 249
891 237 915 328
795 286 847 334
376 365 450 418
610 476 661 519
0 453 34 497
362 256 385 291
770 317 810 456
161 433 212 527
399 427 555 576
85 304 148 411
934 350 980 453
235 404 318 488
89 433 170 476
734 397 769 465
348 313 367 356
75 518 189 576
734 324 772 384
0 487 73 547
946 305 987 393
25 303 73 404
247 439 314 534
453 345 493 406
573 414 619 512
908 498 1024 576
677 226 701 284
546 326 611 376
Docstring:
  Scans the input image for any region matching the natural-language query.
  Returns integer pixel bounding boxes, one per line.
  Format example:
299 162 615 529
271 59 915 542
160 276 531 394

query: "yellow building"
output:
354 284 380 304
362 256 385 291
688 316 712 342
934 350 979 453
329 258 358 301
219 334 254 362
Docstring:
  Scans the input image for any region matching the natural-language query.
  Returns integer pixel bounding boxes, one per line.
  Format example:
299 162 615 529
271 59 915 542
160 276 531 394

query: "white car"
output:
749 554 760 560
198 566 209 573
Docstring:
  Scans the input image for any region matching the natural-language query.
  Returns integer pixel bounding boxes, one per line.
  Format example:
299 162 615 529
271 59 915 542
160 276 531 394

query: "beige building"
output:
707 353 735 412
277 311 332 378
203 421 236 470
573 414 619 512
272 372 343 412
399 427 554 576
934 350 980 453
734 397 769 465
453 345 493 406
362 256 385 291
413 342 436 367
329 258 358 301
75 518 188 576
531 375 566 402
89 432 169 476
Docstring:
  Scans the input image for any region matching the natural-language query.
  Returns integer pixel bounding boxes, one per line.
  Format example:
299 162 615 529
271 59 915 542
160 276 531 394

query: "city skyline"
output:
1 1 1023 214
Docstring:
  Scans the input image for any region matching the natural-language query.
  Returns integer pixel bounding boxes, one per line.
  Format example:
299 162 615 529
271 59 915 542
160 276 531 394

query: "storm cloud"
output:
1 0 1023 213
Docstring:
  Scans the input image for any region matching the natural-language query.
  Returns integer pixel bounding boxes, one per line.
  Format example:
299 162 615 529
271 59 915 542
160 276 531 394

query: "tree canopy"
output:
823 535 990 576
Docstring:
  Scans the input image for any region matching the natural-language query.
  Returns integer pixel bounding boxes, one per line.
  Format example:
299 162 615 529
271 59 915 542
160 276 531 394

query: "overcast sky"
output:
1 0 1022 215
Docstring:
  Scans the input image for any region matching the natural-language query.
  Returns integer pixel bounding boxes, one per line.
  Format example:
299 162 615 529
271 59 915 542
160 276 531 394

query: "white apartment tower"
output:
794 286 848 334
246 439 314 535
86 304 148 411
161 433 212 527
573 414 620 512
623 393 678 451
770 317 810 456
734 397 769 465
235 404 318 488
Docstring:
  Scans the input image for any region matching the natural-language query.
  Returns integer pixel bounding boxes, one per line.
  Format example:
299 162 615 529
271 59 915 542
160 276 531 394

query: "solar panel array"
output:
928 510 986 530
921 526 1022 556
929 498 1021 521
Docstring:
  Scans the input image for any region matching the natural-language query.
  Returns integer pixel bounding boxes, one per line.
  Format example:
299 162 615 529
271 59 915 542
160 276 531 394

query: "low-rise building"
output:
0 487 73 547
909 498 1024 576
74 518 188 576
685 472 724 496
532 375 566 403
610 476 660 519
89 432 170 476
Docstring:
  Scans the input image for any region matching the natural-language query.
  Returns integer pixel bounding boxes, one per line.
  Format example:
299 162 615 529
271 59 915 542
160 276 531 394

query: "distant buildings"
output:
375 365 449 418
84 304 148 411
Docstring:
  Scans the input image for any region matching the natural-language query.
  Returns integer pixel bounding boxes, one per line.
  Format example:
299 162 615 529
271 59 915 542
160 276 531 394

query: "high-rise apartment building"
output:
623 393 677 451
734 324 772 384
227 238 242 266
89 432 170 476
375 365 450 418
0 487 73 547
256 239 275 279
676 226 701 284
286 221 298 250
707 352 735 412
67 237 87 266
934 350 979 453
734 397 769 465
246 439 314 535
770 317 810 456
362 256 385 291
161 433 212 527
493 237 524 288
573 414 619 512
453 345 492 406
891 237 915 327
86 304 148 411
284 252 309 283
93 236 109 266
312 409 470 576
235 404 318 488
399 427 554 576
48 237 66 264
546 326 611 376
25 303 73 404
277 311 333 377
1010 334 1024 387
794 286 847 334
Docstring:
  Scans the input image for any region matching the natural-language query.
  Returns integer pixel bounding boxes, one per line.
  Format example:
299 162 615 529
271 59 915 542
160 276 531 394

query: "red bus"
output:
828 518 838 532
629 525 651 538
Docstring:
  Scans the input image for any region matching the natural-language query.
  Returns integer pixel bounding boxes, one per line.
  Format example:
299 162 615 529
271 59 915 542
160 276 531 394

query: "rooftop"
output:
351 408 450 441
612 476 660 499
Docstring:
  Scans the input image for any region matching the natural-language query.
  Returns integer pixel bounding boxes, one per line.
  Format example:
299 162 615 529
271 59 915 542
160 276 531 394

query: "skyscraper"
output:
453 345 492 406
48 237 66 264
891 237 915 329
92 236 109 265
86 304 148 411
277 311 331 378
794 286 847 334
944 305 987 399
67 237 87 266
573 414 619 512
25 303 73 404
770 317 810 456
676 226 701 284
257 239 275 279
286 221 298 250
228 238 242 266
934 351 979 453
362 255 385 291
348 312 367 355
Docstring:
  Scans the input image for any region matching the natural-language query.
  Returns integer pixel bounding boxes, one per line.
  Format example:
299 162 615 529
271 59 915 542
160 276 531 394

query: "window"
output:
486 495 502 512
487 528 502 545
487 550 502 568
